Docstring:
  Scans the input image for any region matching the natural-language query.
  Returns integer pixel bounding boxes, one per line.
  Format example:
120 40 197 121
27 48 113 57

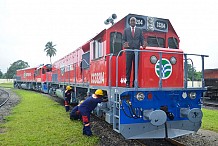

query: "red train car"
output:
205 69 218 79
14 64 52 92
16 67 36 82
204 69 218 99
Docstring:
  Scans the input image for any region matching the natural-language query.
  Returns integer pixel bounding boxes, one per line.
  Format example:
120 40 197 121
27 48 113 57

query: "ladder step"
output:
113 128 120 133
114 115 119 118
112 101 119 104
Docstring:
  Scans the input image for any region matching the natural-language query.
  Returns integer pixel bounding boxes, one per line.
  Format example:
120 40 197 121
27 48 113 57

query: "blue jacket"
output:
78 94 103 115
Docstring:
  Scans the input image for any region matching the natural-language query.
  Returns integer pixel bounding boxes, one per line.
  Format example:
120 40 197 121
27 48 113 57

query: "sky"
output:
0 0 218 73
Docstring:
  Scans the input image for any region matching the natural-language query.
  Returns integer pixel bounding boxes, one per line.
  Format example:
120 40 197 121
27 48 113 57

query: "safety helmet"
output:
95 89 104 96
66 86 72 90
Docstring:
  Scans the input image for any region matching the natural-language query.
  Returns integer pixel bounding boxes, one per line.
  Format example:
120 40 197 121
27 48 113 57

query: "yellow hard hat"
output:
95 89 104 96
66 86 72 90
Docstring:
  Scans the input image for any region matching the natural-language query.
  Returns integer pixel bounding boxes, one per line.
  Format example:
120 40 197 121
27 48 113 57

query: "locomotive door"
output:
109 32 126 87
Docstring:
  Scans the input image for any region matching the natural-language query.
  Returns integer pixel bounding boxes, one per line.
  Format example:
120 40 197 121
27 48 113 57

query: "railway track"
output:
203 100 218 107
0 89 10 108
135 138 186 146
203 99 218 110
165 138 186 146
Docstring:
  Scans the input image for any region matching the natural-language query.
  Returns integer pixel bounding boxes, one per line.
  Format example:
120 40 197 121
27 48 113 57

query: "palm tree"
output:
44 41 57 64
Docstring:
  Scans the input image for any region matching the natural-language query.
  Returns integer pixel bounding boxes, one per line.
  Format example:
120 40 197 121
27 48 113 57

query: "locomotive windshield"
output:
147 36 165 47
168 37 178 49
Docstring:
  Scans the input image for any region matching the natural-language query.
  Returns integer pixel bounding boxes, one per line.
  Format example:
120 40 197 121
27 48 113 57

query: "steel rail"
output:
165 138 186 146
0 89 10 108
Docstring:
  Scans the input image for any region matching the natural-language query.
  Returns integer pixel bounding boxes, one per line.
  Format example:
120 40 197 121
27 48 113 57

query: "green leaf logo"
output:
155 58 172 79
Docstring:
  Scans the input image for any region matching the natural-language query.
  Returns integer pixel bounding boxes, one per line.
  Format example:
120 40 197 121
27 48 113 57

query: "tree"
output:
5 60 29 79
187 63 202 81
0 70 3 79
44 41 57 64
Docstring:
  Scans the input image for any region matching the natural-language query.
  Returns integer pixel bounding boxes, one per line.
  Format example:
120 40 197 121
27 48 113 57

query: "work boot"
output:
83 126 92 136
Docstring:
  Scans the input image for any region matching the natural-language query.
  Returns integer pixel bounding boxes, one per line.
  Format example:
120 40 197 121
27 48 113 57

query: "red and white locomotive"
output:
15 64 52 91
14 14 208 139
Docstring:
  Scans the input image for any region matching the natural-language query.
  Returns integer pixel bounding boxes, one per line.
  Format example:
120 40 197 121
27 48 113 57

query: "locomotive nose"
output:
143 110 167 126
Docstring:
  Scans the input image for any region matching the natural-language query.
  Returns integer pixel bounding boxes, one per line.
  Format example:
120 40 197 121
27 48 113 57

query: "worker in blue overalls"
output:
70 100 84 120
64 86 72 112
78 89 108 136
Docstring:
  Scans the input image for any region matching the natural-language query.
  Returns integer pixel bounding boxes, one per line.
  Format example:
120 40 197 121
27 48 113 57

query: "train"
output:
204 69 218 100
14 14 208 139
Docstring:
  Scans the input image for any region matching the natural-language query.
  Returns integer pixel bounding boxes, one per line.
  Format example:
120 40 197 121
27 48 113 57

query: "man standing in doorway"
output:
123 17 146 87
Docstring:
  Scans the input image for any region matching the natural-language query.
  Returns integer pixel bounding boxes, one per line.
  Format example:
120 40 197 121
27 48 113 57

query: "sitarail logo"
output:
155 58 172 79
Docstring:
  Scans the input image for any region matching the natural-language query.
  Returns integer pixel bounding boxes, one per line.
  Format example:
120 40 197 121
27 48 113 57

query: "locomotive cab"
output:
33 64 52 93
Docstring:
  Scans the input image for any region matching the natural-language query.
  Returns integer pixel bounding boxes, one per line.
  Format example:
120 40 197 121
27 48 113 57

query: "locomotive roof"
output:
16 66 37 71
205 68 218 71
16 64 51 71
108 13 175 33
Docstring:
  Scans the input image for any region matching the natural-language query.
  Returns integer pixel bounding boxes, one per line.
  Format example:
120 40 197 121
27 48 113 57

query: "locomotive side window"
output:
168 37 178 49
81 52 90 69
46 64 52 72
93 39 103 59
34 68 41 76
46 68 52 72
42 68 46 74
147 36 165 48
110 32 122 56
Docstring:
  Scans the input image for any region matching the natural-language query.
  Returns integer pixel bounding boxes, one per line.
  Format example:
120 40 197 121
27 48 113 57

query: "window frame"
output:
168 37 179 49
92 38 103 60
110 32 123 56
147 36 165 48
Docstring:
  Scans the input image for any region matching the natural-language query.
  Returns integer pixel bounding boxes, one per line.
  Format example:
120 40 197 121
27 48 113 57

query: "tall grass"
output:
0 90 98 146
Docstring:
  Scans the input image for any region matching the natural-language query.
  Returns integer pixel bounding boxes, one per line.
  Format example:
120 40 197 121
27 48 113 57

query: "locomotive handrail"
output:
159 52 163 89
186 58 194 87
114 48 209 90
109 54 113 88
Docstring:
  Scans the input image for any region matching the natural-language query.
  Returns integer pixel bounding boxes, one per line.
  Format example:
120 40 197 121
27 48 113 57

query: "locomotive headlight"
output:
189 92 197 99
150 55 157 64
170 56 177 65
136 92 145 101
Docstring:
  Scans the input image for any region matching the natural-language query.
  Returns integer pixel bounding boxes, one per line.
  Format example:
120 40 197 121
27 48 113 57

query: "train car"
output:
14 13 208 139
14 64 52 93
14 66 36 89
204 69 218 100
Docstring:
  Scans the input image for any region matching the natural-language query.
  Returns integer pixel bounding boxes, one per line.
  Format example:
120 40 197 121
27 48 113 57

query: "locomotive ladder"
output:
108 54 121 133
112 90 121 133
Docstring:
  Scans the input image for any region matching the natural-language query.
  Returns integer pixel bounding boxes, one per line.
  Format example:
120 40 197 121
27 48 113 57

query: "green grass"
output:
0 90 99 146
202 108 218 132
0 82 13 88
